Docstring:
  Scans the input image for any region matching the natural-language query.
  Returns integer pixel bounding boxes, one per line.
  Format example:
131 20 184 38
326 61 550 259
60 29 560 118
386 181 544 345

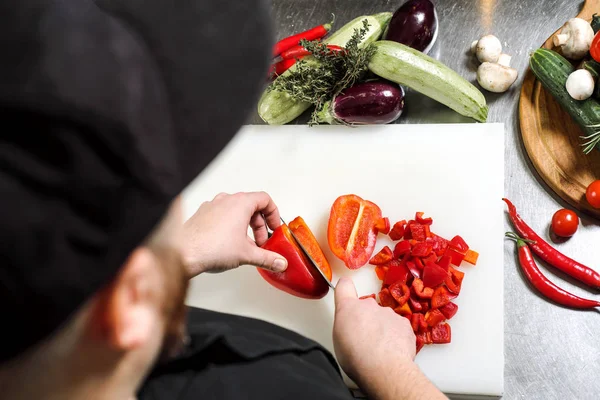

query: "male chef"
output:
0 0 445 399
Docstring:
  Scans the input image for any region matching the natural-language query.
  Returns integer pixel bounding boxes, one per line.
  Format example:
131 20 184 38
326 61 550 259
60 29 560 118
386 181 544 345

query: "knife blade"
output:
280 217 335 290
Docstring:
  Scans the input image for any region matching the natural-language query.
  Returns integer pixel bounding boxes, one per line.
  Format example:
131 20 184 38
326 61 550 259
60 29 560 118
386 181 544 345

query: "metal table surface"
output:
251 1 600 399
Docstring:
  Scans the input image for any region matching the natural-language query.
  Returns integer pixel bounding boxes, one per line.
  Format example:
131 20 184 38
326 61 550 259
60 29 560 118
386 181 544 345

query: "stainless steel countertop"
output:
253 1 600 399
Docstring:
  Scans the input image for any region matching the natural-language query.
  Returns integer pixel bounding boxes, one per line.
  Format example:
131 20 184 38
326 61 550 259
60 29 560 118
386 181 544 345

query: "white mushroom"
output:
477 55 518 93
553 18 595 60
566 69 595 100
471 35 502 63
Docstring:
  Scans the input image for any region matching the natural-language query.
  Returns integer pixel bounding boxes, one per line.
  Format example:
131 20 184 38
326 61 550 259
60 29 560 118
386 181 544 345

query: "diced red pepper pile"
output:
366 212 479 353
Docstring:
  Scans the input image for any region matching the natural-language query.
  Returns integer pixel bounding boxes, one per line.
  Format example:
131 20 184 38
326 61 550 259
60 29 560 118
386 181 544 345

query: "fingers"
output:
213 192 229 201
245 192 281 230
334 277 358 309
249 211 270 246
243 245 288 272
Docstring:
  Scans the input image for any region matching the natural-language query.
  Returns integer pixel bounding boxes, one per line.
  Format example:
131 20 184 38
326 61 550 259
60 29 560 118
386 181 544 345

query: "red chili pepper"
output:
389 220 407 241
272 22 332 57
375 217 391 235
268 58 297 78
503 198 600 289
389 281 410 306
279 44 344 60
506 233 600 309
369 246 394 265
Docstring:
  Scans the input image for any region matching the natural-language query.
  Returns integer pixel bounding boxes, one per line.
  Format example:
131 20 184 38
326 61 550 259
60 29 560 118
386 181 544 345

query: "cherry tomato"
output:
551 209 579 237
591 33 600 63
586 180 600 209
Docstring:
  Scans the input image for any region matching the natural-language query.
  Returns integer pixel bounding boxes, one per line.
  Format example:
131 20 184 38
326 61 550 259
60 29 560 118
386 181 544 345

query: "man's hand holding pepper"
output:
182 192 288 277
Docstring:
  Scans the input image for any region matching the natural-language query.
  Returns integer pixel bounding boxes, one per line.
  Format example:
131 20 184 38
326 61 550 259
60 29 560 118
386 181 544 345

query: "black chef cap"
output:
0 0 272 362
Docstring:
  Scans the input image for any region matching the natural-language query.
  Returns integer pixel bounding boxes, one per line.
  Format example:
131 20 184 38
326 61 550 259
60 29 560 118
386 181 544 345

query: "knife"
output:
280 217 335 290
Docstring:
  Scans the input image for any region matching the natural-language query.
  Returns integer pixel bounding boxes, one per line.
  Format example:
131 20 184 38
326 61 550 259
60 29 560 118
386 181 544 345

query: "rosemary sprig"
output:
269 19 376 125
581 124 600 154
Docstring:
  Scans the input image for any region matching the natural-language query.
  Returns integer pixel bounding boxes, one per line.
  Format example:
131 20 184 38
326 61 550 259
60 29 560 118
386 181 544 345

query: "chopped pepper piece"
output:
412 278 434 299
415 212 433 226
359 293 377 300
389 220 407 241
464 249 479 265
383 260 410 285
431 286 451 309
393 240 412 258
369 246 394 265
406 260 421 279
378 288 398 308
431 323 451 344
404 220 415 240
449 235 469 254
288 216 333 281
389 281 410 306
375 217 391 235
437 255 451 271
410 223 427 242
445 247 466 266
423 253 438 266
408 296 423 312
439 302 458 319
412 243 432 258
425 309 445 327
422 263 448 288
374 266 388 281
394 302 412 317
445 266 465 294
411 313 429 333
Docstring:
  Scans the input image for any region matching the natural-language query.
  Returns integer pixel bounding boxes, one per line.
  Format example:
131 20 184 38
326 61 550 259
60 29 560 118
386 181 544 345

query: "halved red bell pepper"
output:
422 263 448 288
389 220 407 241
445 266 465 294
378 288 398 308
431 323 451 344
389 281 410 306
439 302 458 319
328 194 382 269
375 217 391 235
412 242 432 258
415 212 433 226
259 222 331 299
464 249 479 265
431 286 451 309
449 235 469 254
412 278 433 299
394 302 412 317
369 246 393 265
288 216 333 280
383 259 409 285
410 223 427 242
393 240 412 258
359 293 377 300
425 309 445 327
411 313 428 333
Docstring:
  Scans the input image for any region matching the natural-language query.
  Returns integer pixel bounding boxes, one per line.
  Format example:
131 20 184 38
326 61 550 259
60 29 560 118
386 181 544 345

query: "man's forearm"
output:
358 361 447 400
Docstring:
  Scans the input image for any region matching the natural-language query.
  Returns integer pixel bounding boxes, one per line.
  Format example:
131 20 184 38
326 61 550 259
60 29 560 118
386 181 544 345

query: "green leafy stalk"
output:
269 19 376 125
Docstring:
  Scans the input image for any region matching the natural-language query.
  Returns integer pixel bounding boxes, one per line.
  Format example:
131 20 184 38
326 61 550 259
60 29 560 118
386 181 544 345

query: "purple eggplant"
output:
316 81 404 125
385 0 438 54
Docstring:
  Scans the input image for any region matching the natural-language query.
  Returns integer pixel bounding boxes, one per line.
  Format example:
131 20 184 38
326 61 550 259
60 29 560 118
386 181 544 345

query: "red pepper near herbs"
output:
503 198 600 289
272 21 333 57
279 44 345 61
268 58 298 78
506 232 600 309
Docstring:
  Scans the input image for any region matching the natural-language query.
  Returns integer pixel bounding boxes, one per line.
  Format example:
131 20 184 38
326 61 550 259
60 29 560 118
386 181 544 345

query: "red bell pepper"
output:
439 302 458 319
394 302 412 317
408 296 423 312
328 194 382 269
378 288 398 308
445 247 466 266
415 212 433 226
383 260 410 285
437 255 451 271
389 281 410 306
411 313 428 333
425 309 445 327
431 286 451 309
410 223 427 241
369 246 393 265
422 263 448 288
431 323 451 344
414 257 425 270
359 293 377 300
259 223 331 299
374 266 388 281
412 278 434 299
375 217 391 235
389 220 407 241
430 233 449 256
393 240 412 258
464 249 479 265
423 253 438 266
406 260 421 279
449 235 469 254
288 216 333 280
445 266 465 294
412 242 432 258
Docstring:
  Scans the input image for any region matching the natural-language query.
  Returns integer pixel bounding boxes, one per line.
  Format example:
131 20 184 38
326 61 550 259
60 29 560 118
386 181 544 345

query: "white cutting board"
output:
183 124 504 398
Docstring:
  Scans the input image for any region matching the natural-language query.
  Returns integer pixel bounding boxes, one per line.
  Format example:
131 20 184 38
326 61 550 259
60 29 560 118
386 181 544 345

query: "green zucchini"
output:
367 41 488 122
530 48 600 153
592 13 600 34
258 12 392 125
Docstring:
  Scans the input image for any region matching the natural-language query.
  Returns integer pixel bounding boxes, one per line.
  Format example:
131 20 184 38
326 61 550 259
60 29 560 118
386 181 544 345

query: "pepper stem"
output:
505 232 536 245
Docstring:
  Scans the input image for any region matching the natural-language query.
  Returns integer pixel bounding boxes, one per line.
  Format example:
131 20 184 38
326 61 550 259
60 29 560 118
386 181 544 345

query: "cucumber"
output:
258 12 392 125
529 48 600 153
368 40 488 122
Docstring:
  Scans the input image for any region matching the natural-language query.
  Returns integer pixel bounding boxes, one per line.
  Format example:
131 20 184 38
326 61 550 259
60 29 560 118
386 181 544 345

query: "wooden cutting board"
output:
182 124 504 397
519 0 600 219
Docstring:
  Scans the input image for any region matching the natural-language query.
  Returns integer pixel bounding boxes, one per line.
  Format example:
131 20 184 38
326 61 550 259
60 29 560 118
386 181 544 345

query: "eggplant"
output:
315 81 404 125
385 0 438 54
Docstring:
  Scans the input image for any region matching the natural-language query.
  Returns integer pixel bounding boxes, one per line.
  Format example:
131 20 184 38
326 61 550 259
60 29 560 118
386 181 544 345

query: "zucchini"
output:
367 40 488 122
592 13 600 34
258 12 392 125
530 48 600 153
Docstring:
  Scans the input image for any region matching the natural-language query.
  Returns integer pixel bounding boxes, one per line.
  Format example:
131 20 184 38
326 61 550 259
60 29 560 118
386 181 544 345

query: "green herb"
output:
581 125 600 154
269 19 376 125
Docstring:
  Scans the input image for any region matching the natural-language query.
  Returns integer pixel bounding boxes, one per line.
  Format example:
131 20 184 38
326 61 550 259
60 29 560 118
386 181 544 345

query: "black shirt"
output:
138 307 356 400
